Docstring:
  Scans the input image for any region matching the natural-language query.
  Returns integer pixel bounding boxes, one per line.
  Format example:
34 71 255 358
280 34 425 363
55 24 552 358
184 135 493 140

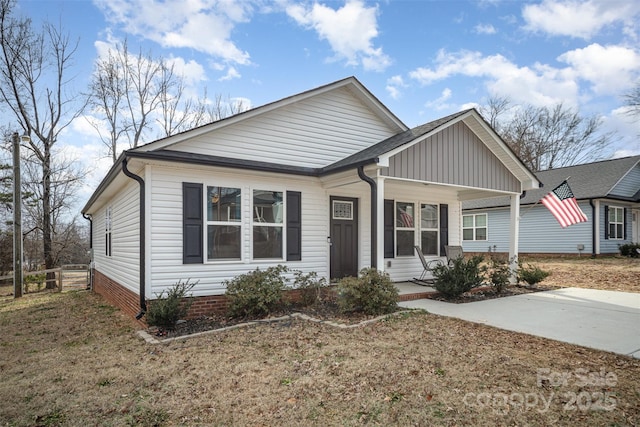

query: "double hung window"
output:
607 207 624 240
420 204 439 255
207 186 242 260
253 190 284 259
462 214 487 241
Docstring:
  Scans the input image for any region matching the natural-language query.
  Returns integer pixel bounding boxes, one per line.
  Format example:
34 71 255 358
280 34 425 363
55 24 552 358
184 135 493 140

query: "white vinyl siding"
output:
383 181 461 282
146 164 331 297
92 180 141 295
170 88 397 168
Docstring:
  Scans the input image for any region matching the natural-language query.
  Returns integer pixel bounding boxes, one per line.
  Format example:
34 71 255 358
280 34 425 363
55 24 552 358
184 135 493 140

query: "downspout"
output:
589 199 596 257
122 158 147 319
357 165 377 269
82 213 93 290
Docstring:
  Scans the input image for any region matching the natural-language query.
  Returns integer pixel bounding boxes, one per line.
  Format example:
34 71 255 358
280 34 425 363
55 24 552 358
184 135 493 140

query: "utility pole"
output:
13 132 22 298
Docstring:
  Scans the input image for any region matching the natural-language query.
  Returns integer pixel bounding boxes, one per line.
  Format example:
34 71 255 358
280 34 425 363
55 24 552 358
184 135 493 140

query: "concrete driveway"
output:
399 287 640 359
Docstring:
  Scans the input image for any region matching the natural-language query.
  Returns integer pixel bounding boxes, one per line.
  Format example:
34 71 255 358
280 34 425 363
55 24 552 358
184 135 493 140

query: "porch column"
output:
375 175 385 271
509 194 520 283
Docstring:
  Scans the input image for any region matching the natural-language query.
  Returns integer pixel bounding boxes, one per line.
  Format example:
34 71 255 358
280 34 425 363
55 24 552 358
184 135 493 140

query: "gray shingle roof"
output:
463 155 640 209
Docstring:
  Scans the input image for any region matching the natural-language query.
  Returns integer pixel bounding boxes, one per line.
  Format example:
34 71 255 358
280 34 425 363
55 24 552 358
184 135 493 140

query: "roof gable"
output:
131 77 407 169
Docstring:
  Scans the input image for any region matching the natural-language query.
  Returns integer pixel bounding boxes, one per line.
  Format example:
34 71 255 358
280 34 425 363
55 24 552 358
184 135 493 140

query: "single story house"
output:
462 155 640 256
81 77 539 319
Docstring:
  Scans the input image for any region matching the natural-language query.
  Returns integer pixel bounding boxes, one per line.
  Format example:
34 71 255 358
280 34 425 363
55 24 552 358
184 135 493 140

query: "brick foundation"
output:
92 269 231 322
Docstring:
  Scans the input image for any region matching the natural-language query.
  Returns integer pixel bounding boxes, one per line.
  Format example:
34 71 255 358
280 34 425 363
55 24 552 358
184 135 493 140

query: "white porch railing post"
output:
375 175 385 272
509 194 520 283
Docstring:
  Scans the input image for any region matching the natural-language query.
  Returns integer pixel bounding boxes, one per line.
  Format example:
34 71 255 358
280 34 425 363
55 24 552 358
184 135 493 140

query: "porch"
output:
395 281 437 302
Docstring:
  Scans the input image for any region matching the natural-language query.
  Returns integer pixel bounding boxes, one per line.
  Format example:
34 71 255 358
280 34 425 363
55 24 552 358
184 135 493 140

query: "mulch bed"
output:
149 284 561 339
429 283 561 303
149 300 386 339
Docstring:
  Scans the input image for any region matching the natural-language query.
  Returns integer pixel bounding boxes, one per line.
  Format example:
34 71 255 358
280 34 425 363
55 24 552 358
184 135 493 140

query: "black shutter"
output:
384 199 394 258
183 182 203 264
624 208 628 240
440 204 449 256
286 191 302 261
604 205 609 240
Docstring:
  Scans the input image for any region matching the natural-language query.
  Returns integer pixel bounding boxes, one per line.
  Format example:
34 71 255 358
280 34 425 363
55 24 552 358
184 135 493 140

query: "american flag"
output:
540 180 588 228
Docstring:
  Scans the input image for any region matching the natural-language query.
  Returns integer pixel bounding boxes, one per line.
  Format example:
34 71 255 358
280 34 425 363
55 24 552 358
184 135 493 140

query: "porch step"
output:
398 291 437 302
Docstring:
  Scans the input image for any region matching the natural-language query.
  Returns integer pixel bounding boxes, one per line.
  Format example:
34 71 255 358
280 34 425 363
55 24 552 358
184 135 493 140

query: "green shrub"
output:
486 255 511 293
619 243 640 258
146 279 196 330
432 255 486 298
336 268 398 315
225 265 289 318
517 263 550 286
293 270 329 306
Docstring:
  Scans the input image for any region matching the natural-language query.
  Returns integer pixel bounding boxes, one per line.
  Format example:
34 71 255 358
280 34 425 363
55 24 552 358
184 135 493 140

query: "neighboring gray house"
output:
462 156 640 256
82 77 539 319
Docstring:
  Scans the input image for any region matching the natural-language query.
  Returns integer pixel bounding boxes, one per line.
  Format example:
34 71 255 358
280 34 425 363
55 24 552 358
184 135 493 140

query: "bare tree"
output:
87 39 250 162
480 96 615 171
85 46 129 163
86 39 177 160
624 85 640 120
0 0 84 285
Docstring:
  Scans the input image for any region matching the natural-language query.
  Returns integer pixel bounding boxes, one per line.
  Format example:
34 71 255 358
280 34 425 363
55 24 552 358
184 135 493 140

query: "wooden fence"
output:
0 264 90 294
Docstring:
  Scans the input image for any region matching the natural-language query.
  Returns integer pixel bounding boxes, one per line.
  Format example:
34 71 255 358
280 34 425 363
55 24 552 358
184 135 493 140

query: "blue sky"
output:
14 0 640 205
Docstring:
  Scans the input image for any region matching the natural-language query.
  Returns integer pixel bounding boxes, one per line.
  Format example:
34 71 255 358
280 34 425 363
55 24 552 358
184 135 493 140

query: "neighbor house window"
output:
207 186 241 260
396 202 415 256
607 207 624 240
105 207 112 257
463 214 487 241
420 204 439 255
253 189 284 259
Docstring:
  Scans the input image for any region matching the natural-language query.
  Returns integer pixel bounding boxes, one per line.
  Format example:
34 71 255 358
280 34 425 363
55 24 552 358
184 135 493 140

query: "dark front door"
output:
330 197 358 280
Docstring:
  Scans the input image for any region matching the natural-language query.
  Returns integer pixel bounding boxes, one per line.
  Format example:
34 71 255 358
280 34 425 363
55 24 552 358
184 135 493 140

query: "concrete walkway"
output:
399 287 640 359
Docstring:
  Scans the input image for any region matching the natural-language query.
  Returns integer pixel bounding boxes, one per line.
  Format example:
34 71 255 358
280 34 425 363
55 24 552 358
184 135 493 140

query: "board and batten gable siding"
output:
382 181 461 282
168 87 398 169
610 164 640 198
92 180 141 295
146 163 337 298
383 122 521 193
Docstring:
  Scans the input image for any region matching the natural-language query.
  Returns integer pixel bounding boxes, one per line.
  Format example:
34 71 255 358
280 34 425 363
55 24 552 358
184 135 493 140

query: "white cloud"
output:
94 0 253 65
522 0 640 40
166 56 207 86
409 49 580 108
386 75 407 99
425 88 453 111
286 0 391 71
474 23 497 35
218 66 241 82
557 43 640 95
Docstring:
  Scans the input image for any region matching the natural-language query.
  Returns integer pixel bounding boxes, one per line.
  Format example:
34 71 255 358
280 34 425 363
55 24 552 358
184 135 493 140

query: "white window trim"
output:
419 203 440 256
105 206 112 257
205 184 243 263
463 213 488 241
395 201 416 257
608 206 624 240
251 188 286 261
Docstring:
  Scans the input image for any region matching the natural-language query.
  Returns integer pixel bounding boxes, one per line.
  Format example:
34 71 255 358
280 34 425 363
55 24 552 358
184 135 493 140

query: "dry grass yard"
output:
0 257 639 426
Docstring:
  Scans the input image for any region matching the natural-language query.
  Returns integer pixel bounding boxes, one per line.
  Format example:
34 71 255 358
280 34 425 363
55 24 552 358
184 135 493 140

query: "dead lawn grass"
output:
0 258 639 426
